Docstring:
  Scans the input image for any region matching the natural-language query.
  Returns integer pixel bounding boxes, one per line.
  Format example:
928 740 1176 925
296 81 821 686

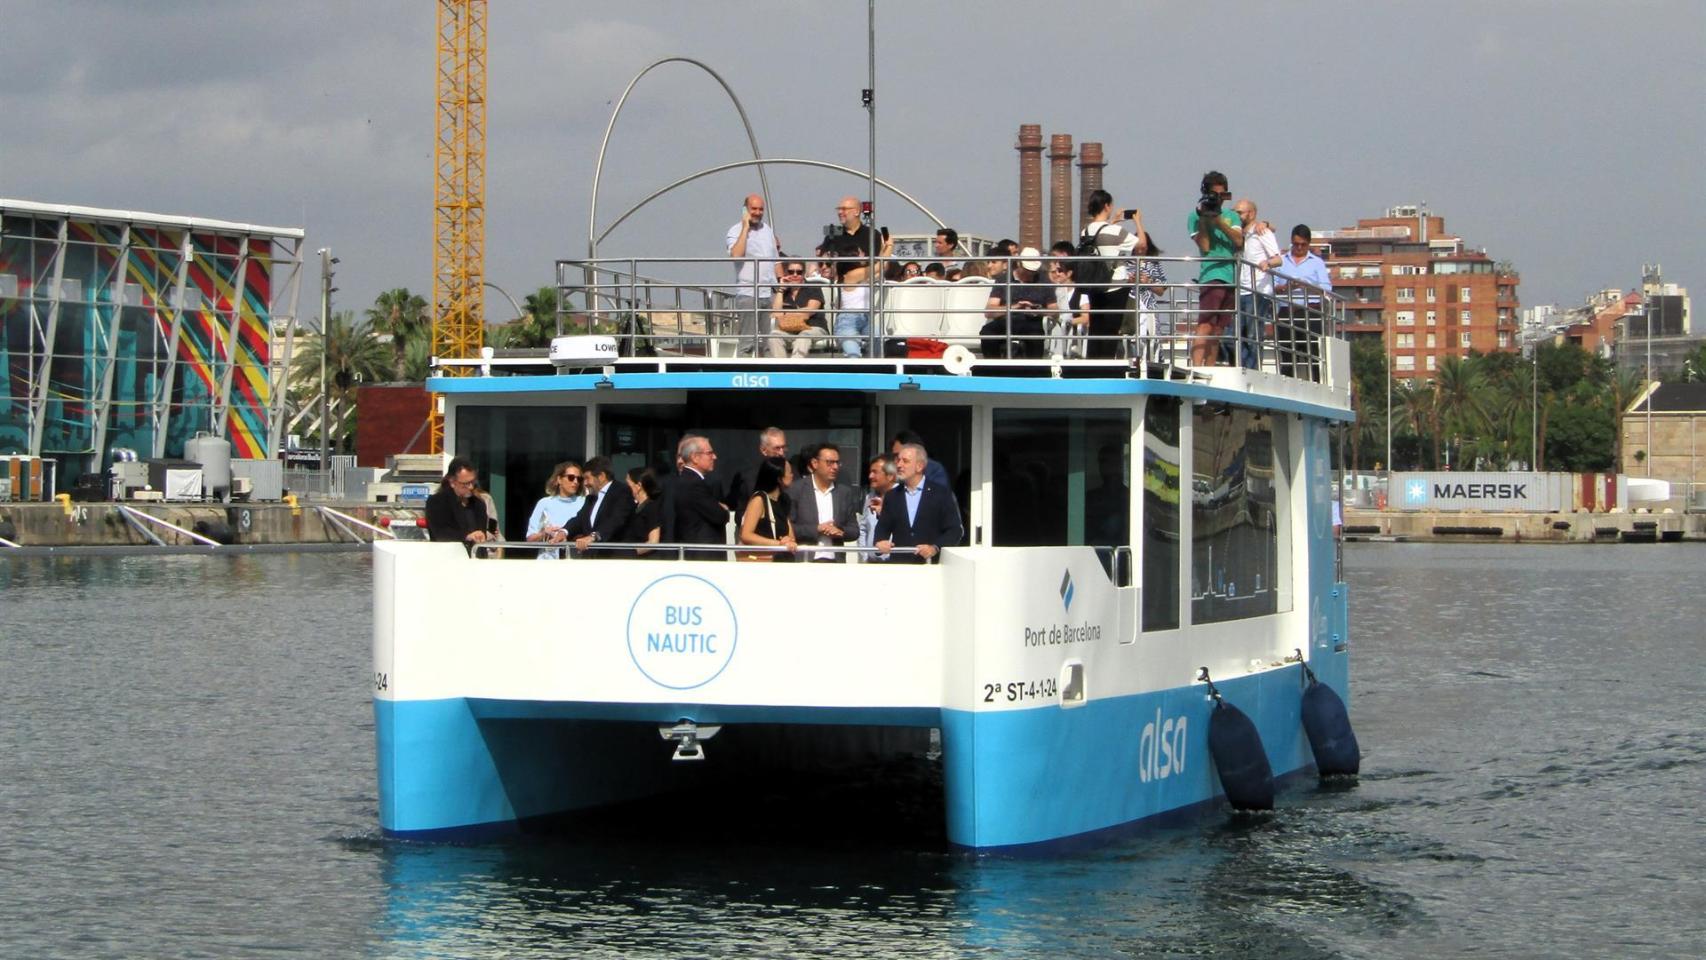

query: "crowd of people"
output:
425 428 964 564
722 172 1333 369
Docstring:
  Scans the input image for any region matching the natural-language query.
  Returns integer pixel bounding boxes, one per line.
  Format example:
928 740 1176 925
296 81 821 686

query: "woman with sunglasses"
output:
524 460 587 559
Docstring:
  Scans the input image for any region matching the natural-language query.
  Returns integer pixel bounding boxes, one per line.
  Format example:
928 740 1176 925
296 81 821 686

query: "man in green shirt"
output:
1186 170 1243 366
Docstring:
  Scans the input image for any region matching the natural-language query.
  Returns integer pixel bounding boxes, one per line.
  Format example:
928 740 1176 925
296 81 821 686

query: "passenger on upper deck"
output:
1188 171 1244 367
1273 224 1333 381
825 196 891 358
727 193 779 357
923 262 946 279
933 227 960 266
1080 191 1143 359
425 457 492 548
524 460 585 560
768 259 827 359
981 247 1055 359
1233 198 1282 370
566 456 635 555
665 434 728 560
789 442 861 562
874 443 963 564
738 456 799 561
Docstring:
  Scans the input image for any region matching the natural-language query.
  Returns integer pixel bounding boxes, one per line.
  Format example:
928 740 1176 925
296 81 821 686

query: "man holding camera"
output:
1187 171 1243 367
825 196 892 357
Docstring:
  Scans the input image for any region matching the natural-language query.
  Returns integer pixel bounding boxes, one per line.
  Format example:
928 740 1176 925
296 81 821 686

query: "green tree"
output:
489 286 559 349
1681 342 1706 383
1433 356 1489 468
293 310 392 453
365 288 429 377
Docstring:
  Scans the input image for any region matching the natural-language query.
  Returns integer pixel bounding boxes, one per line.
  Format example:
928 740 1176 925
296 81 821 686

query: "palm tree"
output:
488 285 559 349
1393 378 1439 469
293 310 393 453
365 288 429 376
1433 356 1489 467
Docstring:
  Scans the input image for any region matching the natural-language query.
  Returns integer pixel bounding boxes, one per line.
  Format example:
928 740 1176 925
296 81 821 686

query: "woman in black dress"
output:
622 466 664 558
737 456 798 561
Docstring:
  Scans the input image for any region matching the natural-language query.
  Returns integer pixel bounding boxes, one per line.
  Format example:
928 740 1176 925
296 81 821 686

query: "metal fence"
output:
551 254 1342 381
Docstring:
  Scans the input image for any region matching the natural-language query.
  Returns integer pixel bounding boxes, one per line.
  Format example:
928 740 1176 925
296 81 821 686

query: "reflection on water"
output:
4 545 1705 958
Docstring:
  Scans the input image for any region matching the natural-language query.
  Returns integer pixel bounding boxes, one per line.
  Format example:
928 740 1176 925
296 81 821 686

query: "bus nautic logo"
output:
625 574 738 690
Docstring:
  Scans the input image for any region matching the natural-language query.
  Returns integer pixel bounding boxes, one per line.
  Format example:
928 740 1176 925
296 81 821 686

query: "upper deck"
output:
432 253 1352 419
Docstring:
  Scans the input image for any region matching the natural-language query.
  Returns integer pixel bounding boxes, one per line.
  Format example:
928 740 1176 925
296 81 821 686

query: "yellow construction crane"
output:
430 0 486 452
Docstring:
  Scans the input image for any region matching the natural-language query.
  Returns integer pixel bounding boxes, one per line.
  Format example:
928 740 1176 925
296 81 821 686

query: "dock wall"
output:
0 502 423 548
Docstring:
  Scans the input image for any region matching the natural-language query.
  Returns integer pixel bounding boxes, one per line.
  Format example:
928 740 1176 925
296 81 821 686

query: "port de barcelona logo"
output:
625 574 738 690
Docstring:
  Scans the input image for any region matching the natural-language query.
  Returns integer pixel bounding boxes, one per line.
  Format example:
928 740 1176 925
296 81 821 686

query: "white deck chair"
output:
878 277 948 341
940 276 994 350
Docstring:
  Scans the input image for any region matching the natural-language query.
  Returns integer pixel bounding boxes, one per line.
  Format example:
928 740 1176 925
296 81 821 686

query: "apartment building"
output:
1316 205 1520 380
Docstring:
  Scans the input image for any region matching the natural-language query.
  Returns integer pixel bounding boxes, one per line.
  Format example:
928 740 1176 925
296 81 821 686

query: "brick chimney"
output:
1048 134 1074 247
1016 124 1044 251
1078 142 1105 224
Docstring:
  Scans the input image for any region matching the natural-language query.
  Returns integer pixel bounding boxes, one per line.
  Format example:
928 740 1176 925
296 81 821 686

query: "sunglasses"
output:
783 268 804 275
561 473 581 480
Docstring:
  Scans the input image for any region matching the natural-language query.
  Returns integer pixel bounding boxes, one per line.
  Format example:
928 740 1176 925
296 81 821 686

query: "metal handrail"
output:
317 505 398 543
473 539 921 560
543 254 1343 379
0 535 20 549
117 504 220 547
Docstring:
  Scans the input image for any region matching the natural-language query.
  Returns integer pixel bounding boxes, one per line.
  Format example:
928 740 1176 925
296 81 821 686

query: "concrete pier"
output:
0 501 423 549
1343 508 1704 543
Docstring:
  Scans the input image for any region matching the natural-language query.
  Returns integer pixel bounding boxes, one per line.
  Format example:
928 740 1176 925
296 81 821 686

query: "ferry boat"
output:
371 260 1354 851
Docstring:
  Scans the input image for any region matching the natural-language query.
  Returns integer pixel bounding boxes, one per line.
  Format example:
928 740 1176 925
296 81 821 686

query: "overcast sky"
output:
4 0 1702 322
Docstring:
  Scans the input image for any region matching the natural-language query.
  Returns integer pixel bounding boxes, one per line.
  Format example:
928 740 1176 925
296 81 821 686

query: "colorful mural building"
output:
0 198 305 480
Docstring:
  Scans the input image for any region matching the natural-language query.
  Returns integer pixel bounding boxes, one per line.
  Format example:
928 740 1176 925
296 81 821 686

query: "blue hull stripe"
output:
376 653 1349 847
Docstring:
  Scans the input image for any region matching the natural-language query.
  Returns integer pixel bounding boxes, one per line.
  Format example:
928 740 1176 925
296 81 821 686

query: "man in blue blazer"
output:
874 442 963 564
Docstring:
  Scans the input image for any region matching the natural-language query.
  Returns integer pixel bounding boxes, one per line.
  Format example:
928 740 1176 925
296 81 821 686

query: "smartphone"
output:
880 226 889 240
1122 208 1138 220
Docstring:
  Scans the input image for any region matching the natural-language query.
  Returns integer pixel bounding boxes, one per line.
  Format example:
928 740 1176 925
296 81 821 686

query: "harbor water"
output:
2 544 1703 958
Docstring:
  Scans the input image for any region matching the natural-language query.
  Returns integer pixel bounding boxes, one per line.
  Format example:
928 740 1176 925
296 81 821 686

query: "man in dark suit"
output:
874 442 963 564
567 456 634 555
788 442 862 562
665 434 729 561
425 456 492 549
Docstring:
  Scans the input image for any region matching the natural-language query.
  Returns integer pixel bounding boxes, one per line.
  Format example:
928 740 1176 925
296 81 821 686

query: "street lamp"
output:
317 248 338 475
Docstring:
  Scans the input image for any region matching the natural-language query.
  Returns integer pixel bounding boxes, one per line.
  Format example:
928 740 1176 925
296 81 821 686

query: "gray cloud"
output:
4 0 1701 319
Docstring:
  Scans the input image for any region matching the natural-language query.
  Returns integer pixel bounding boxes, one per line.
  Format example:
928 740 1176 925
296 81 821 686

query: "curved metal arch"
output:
589 58 771 261
594 158 948 249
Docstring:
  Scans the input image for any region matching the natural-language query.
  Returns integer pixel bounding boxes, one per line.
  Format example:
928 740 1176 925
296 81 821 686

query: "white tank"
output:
185 433 232 498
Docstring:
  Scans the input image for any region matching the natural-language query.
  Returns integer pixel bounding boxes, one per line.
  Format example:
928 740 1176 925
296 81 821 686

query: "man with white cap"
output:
979 246 1057 359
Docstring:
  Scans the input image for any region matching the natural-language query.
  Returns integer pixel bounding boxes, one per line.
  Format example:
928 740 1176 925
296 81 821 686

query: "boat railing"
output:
551 254 1343 382
472 540 921 561
317 505 399 544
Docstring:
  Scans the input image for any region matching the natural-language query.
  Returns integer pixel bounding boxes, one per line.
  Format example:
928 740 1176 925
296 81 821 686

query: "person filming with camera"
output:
1187 170 1243 367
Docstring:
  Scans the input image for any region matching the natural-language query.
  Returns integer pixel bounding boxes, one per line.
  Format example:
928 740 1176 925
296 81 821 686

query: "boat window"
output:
454 405 588 541
600 392 875 505
1142 398 1181 631
1190 404 1284 624
990 408 1130 551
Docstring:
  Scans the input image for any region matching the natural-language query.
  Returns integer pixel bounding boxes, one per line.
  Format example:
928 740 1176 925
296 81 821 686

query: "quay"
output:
1342 507 1705 543
0 500 421 551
